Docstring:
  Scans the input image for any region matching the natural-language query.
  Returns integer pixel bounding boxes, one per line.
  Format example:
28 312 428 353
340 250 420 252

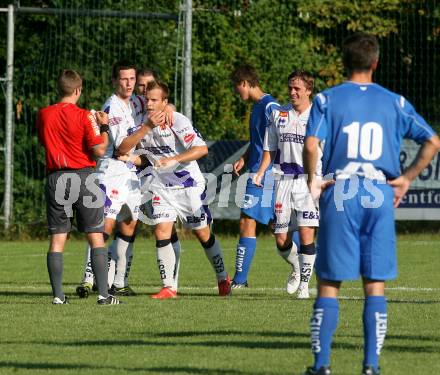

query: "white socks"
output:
156 241 176 289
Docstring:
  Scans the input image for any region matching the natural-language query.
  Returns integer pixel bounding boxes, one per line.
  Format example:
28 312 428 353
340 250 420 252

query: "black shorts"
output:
45 168 105 235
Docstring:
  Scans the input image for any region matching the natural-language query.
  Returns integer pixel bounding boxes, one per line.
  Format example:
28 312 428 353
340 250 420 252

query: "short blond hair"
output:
57 69 82 97
145 80 169 100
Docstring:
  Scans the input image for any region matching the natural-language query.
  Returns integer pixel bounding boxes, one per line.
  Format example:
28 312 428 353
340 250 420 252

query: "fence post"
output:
4 4 15 231
183 0 192 121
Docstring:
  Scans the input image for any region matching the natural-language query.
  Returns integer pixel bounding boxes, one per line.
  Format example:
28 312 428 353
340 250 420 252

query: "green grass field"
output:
0 235 439 375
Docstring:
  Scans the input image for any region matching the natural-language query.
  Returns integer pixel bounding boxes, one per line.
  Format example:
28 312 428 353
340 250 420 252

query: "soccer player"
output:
76 60 144 297
254 70 319 299
135 68 158 95
125 80 232 299
302 33 440 375
133 67 183 292
230 65 300 289
37 69 119 305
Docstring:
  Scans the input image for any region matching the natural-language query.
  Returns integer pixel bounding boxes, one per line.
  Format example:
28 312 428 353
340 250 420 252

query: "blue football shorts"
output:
241 183 275 225
316 178 397 281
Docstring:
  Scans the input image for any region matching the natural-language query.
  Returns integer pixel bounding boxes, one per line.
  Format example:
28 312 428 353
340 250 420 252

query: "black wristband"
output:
100 124 109 134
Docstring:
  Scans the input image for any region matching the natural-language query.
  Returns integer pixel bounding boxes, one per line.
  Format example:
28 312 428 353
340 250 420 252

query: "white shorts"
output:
99 171 141 221
273 178 319 234
151 186 212 230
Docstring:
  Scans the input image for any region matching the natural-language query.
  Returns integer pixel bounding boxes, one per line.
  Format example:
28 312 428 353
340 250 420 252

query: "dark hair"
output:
287 70 314 92
112 60 137 80
57 69 82 97
342 33 380 73
230 64 260 87
145 80 169 100
136 67 158 80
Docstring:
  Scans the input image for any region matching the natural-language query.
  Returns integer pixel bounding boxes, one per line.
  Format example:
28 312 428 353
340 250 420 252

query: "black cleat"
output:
97 295 121 305
302 366 331 375
362 366 380 375
76 282 92 299
109 285 137 296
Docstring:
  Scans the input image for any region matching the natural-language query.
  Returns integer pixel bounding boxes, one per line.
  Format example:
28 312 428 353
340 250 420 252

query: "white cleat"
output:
286 269 300 295
52 296 68 304
297 286 310 299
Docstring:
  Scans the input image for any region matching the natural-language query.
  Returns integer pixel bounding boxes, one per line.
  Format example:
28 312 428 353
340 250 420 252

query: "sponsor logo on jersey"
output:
175 126 190 134
109 116 122 126
186 213 206 223
88 113 100 136
280 133 305 144
110 189 119 199
184 133 195 144
152 213 170 219
273 222 289 229
302 211 319 220
127 125 142 135
152 196 161 205
275 202 283 213
145 146 174 155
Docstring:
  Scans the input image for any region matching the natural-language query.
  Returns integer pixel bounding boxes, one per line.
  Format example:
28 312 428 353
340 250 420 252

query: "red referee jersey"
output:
37 103 103 173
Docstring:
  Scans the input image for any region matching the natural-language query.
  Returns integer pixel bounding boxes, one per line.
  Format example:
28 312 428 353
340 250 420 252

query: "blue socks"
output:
363 296 387 371
233 237 257 284
311 297 339 369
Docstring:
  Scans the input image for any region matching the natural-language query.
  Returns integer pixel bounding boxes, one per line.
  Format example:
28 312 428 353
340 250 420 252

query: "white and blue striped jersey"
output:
138 112 207 190
264 103 322 178
306 81 435 180
97 93 146 175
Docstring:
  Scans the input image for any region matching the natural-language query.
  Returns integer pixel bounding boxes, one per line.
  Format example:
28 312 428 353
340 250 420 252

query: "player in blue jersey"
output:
230 65 300 288
301 33 440 375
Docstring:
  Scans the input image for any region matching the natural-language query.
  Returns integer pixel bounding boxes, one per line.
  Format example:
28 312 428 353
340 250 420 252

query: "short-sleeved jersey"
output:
37 103 103 173
307 82 436 180
264 103 322 178
97 93 146 175
138 112 207 190
247 94 280 173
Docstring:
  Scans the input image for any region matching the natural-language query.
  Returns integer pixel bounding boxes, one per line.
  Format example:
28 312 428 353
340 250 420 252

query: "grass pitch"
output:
0 235 439 374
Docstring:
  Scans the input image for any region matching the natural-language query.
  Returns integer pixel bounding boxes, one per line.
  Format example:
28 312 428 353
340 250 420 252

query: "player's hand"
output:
252 171 264 187
164 104 175 126
155 157 178 170
233 157 245 176
95 111 109 124
307 177 334 200
148 111 167 128
388 175 411 208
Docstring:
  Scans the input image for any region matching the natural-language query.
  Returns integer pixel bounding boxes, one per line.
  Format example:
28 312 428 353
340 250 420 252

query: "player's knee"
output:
115 232 136 243
299 242 316 255
276 240 292 252
156 238 172 248
200 233 216 249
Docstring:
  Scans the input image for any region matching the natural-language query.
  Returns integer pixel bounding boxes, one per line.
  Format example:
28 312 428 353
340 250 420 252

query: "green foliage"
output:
0 0 439 235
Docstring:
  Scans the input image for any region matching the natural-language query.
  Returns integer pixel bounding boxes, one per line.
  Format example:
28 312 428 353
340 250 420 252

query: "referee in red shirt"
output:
37 69 119 305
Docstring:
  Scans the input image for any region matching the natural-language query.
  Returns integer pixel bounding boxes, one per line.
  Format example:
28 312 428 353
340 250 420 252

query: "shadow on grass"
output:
0 361 275 374
149 330 309 339
8 337 435 353
0 291 51 297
